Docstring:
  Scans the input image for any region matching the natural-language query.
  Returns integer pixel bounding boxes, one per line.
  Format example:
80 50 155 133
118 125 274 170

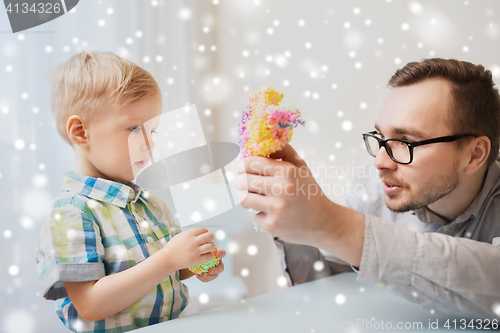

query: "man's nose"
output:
373 146 398 170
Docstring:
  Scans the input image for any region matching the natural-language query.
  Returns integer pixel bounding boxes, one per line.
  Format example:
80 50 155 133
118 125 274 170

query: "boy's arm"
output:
179 268 194 280
65 247 176 322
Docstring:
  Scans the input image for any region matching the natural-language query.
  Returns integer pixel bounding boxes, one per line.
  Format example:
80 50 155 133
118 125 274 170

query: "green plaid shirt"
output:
35 171 189 332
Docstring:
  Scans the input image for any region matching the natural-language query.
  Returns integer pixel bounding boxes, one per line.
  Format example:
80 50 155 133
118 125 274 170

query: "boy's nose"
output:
146 136 155 150
142 131 156 150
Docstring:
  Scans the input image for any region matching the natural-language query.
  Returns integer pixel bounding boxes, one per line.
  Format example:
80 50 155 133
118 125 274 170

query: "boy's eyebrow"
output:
374 123 427 140
125 118 161 128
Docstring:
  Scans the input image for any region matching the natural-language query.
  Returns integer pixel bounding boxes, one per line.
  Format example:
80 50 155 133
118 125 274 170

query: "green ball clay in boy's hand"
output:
188 247 221 275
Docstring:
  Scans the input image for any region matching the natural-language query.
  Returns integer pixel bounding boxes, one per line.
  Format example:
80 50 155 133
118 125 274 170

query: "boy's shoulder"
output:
51 170 135 219
46 188 100 223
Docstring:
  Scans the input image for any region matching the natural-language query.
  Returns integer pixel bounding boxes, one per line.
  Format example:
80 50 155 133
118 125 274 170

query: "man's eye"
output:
151 129 158 135
402 137 414 143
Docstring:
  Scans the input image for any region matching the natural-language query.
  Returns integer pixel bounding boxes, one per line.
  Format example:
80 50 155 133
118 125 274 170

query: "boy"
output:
35 51 226 332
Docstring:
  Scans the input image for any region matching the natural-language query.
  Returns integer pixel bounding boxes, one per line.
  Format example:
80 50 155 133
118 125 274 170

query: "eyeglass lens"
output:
365 135 411 164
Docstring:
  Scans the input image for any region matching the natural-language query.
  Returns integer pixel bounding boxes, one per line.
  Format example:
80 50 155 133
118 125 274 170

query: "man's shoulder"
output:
480 158 500 202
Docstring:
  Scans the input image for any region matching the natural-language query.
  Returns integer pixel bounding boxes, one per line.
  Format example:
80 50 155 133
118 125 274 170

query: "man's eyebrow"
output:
373 123 427 139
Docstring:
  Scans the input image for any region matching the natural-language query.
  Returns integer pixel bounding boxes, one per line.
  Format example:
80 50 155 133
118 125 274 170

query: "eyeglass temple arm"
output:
411 134 478 147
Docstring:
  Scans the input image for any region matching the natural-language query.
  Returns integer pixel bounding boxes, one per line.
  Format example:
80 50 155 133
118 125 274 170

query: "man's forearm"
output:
313 202 366 267
359 215 500 319
69 250 177 321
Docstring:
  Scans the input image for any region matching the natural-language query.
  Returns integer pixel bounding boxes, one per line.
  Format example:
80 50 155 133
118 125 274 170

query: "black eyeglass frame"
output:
362 131 478 164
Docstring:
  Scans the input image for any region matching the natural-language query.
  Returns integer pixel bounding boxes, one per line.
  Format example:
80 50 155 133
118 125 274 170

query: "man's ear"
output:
67 115 89 148
464 135 491 174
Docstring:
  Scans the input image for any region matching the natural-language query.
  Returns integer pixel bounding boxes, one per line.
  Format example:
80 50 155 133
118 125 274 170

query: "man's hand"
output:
195 249 226 283
234 144 365 267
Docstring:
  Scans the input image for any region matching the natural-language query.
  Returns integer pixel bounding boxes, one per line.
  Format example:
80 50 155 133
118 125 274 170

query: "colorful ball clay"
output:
189 247 221 275
237 87 305 232
237 87 305 159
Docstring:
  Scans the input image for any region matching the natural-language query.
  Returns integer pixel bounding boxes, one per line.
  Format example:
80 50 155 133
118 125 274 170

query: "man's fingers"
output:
236 156 293 177
235 174 273 195
239 192 269 212
254 211 270 232
269 144 308 168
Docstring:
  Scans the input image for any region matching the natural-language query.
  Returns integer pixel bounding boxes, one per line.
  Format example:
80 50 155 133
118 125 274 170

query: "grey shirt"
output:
275 156 500 319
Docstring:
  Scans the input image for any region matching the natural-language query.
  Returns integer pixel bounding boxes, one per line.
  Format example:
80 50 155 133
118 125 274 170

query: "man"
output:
234 58 500 319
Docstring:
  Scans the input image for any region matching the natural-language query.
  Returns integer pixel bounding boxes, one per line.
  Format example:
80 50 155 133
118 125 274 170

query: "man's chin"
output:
385 196 416 213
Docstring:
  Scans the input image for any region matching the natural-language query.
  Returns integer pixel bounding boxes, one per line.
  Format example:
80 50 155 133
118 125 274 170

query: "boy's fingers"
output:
190 227 209 236
196 231 214 244
200 252 213 262
209 262 224 275
199 242 215 253
215 249 226 259
198 275 215 282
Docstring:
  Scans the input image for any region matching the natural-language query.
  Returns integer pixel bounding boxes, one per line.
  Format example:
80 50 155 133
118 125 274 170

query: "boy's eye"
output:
130 127 158 135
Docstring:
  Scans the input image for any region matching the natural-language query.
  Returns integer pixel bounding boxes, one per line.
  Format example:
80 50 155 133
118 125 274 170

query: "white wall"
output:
1 1 500 332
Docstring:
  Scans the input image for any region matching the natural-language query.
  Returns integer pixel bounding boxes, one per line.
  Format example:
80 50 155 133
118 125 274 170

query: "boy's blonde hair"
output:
49 51 161 146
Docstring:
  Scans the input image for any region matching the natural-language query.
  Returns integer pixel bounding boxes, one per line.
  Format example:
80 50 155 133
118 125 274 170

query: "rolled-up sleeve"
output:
357 214 500 319
35 208 105 300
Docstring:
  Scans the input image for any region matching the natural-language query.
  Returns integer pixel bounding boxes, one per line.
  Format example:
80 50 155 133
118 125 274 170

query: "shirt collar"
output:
62 171 145 208
412 158 500 224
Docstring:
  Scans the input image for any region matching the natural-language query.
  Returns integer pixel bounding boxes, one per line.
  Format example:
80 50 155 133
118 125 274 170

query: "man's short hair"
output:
388 58 500 166
49 51 161 146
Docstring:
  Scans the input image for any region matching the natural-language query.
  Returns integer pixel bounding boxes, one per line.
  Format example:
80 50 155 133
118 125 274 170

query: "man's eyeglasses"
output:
362 131 478 164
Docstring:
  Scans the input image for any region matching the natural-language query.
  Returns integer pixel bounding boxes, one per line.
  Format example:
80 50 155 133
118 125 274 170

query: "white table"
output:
137 272 481 332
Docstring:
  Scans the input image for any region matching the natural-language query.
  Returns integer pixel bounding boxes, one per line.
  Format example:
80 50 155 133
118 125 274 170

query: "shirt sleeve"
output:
271 166 367 286
357 214 500 319
35 206 105 300
273 238 353 286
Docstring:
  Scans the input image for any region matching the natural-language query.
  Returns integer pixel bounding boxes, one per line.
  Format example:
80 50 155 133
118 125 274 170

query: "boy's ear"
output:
67 115 89 148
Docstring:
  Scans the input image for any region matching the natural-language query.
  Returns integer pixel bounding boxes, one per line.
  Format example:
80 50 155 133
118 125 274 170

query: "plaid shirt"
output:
35 171 189 332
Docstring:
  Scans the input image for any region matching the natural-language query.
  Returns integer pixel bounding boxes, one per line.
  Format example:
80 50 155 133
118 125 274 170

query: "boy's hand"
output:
196 248 226 283
162 227 215 271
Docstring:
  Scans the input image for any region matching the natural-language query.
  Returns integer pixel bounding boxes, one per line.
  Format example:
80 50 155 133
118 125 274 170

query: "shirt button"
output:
163 317 168 322
147 237 154 244
374 282 385 288
443 226 450 232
